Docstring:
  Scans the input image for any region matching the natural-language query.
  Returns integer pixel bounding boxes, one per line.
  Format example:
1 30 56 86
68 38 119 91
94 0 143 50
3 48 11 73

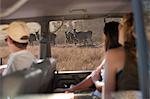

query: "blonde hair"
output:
121 13 137 63
121 13 135 46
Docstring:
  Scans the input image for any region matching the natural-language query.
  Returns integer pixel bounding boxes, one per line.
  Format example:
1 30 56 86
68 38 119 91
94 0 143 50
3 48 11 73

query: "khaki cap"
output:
5 21 29 43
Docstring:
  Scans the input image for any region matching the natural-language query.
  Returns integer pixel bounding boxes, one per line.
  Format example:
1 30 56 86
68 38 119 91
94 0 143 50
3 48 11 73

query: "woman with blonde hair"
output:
92 13 140 99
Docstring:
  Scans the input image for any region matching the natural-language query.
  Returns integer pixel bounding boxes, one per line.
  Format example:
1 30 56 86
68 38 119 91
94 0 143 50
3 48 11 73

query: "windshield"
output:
50 18 121 71
0 18 120 71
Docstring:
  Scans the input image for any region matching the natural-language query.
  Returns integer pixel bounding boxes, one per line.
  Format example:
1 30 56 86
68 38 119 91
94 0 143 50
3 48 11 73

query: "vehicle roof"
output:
0 0 131 20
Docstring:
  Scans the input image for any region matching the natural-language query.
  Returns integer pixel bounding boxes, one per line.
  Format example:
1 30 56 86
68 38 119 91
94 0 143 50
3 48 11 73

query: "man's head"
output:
5 21 29 51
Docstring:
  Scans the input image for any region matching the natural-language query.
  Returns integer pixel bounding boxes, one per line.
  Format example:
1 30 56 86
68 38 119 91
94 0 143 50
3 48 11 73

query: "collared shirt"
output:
2 50 36 76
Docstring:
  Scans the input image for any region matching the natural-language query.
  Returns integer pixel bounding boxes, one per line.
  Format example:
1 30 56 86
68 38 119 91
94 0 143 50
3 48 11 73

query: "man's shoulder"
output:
8 50 35 65
14 50 30 55
12 50 34 58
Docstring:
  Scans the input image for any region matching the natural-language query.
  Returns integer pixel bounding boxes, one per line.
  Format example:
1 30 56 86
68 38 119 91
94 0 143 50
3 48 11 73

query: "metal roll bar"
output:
132 0 150 98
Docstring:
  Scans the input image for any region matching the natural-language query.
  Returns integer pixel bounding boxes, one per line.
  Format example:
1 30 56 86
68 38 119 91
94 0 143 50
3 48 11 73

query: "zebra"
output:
72 29 93 46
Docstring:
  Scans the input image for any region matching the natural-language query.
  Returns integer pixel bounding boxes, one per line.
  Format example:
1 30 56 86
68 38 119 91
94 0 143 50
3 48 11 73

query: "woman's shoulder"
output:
106 47 125 63
105 47 125 69
107 47 124 55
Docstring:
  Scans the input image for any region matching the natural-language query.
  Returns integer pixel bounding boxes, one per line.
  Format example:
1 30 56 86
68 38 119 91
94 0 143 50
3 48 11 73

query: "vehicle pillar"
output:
39 17 51 59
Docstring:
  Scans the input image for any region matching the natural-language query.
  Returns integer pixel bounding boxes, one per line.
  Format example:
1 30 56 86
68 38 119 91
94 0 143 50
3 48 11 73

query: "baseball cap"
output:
5 21 29 43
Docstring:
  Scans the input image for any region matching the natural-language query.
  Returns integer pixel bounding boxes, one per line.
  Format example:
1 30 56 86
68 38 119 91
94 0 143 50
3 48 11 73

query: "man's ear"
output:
7 37 13 45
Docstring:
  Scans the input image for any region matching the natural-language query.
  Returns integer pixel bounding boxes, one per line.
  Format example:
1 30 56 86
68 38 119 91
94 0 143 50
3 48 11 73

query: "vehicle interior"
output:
0 0 150 99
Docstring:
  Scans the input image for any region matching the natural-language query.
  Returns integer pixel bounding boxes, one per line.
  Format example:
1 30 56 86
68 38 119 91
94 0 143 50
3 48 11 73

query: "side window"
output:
0 24 10 64
0 24 8 46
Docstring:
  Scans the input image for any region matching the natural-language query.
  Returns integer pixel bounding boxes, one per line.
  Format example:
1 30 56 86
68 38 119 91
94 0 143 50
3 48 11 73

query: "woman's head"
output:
104 21 120 51
119 13 135 46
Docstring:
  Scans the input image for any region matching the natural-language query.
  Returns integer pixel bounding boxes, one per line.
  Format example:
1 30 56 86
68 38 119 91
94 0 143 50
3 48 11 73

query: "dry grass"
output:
0 45 105 71
51 46 104 71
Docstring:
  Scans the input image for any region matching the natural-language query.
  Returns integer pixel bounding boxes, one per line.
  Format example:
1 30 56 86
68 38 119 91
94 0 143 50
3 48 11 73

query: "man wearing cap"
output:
2 21 36 76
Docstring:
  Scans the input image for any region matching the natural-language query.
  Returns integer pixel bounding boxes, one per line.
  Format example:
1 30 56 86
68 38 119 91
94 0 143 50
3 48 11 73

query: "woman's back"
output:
116 43 139 91
104 46 125 96
105 46 125 73
103 13 140 99
105 43 139 91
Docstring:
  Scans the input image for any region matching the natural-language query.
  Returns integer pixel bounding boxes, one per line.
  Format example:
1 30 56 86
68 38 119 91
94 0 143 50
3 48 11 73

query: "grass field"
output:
51 46 104 71
0 45 105 71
